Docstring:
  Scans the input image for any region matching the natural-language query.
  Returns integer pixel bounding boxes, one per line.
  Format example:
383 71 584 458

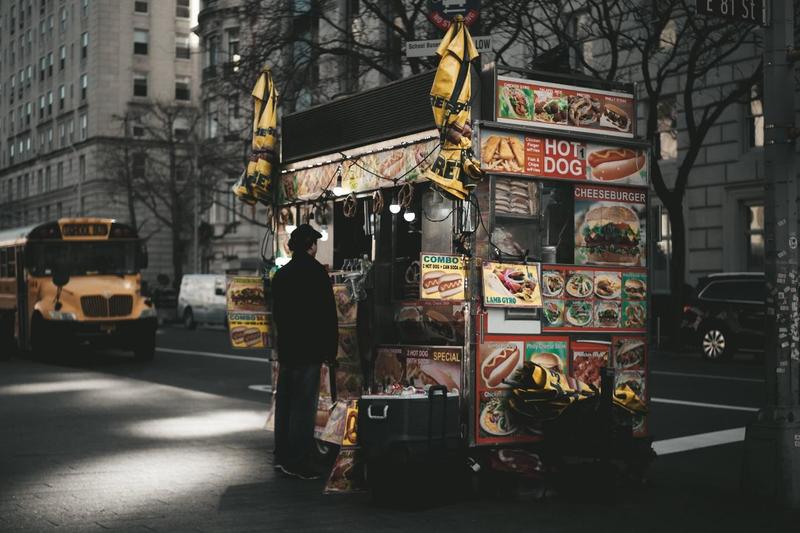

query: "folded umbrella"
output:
234 65 278 205
424 15 484 200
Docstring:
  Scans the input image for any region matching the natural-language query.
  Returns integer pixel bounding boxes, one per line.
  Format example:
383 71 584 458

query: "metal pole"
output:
742 0 800 508
193 139 200 273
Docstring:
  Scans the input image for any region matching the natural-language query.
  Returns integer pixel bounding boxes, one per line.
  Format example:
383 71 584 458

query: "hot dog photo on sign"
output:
586 144 647 186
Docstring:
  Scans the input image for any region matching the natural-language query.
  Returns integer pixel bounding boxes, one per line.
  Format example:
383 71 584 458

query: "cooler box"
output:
358 386 460 455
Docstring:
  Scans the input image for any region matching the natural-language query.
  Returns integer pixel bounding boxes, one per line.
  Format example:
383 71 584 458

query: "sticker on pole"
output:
427 0 480 30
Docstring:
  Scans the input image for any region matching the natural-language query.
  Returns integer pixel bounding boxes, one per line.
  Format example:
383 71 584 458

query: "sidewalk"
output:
1 358 797 532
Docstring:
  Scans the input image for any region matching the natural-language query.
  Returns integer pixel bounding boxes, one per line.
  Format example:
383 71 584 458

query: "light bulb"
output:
403 210 416 222
285 224 297 234
389 203 401 214
332 166 345 196
320 227 329 241
332 186 345 196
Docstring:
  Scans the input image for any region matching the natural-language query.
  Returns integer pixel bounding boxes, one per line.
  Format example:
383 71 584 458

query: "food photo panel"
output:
482 262 543 308
570 339 611 390
525 338 569 375
574 184 647 268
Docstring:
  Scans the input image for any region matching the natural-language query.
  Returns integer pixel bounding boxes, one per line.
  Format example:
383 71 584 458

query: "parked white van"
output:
177 274 227 329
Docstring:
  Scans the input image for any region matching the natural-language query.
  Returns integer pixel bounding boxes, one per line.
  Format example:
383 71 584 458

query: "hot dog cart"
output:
267 57 653 493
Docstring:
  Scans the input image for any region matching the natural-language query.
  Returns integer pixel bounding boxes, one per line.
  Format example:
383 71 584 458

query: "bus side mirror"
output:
53 269 70 288
137 244 149 269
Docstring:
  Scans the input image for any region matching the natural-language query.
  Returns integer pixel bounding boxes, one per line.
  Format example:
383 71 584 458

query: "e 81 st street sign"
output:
696 0 766 26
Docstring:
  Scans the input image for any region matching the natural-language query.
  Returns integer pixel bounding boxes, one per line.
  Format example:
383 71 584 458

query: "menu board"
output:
541 265 647 332
574 184 647 267
479 129 647 187
373 345 462 392
482 261 543 308
496 76 635 138
475 336 568 446
569 339 611 389
226 276 269 349
616 369 647 437
419 253 466 301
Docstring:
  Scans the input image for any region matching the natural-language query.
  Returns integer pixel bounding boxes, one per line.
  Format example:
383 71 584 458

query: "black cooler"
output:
358 386 465 505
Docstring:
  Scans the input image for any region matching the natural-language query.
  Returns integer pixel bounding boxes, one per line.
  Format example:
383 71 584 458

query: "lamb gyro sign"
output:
496 76 636 139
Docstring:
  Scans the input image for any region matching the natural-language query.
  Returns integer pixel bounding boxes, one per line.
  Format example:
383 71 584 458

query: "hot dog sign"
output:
420 254 466 301
479 128 648 187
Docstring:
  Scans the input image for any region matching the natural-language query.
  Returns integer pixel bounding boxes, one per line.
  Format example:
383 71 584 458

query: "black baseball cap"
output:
288 223 322 252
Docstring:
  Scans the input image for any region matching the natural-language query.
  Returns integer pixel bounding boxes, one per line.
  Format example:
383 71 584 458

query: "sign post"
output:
741 0 800 508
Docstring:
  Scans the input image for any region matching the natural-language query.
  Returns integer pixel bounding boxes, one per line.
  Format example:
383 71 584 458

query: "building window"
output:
60 7 67 32
657 96 678 160
37 169 43 193
40 56 46 81
59 123 65 146
26 65 33 86
176 33 190 59
58 84 65 110
176 0 190 18
82 0 89 17
133 73 147 97
48 15 53 34
47 52 53 76
134 1 148 14
744 202 764 271
80 74 87 100
175 76 191 101
132 152 146 179
57 162 63 188
81 32 89 59
134 30 148 55
45 165 51 191
38 94 45 118
59 45 65 70
47 91 52 114
80 113 87 140
68 119 74 141
747 84 764 148
206 35 219 67
651 205 672 293
47 127 53 147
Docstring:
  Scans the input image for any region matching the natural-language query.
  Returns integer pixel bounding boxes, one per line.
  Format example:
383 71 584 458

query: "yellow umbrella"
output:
234 66 278 205
424 15 484 200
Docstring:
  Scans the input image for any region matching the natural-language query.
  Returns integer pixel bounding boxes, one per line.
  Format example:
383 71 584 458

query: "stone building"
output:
0 0 200 285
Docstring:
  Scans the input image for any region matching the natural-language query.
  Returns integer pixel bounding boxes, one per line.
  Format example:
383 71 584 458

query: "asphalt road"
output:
1 325 798 532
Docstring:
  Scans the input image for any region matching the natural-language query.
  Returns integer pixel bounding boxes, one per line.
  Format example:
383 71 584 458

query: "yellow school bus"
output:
0 218 157 360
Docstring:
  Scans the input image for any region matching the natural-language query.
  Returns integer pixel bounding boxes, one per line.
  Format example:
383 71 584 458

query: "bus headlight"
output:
139 307 157 318
49 311 77 320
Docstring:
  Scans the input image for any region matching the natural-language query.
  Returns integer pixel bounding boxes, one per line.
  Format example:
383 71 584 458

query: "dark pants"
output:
274 363 321 468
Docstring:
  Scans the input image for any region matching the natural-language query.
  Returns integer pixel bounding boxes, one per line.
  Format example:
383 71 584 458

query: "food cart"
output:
264 60 653 496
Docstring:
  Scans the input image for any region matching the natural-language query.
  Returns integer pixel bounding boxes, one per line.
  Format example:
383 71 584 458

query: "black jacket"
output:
271 252 338 365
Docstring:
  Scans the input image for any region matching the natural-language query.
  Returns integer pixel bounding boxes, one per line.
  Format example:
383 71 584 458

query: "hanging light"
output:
332 165 345 196
389 188 401 214
403 210 416 222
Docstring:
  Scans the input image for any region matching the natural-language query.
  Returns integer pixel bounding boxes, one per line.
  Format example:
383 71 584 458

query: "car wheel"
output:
183 308 196 330
700 324 732 361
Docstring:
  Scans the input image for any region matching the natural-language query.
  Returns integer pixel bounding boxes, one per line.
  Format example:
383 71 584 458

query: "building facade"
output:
0 0 200 285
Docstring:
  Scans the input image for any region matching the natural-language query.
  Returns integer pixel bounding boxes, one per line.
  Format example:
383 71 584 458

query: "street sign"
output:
696 0 766 26
427 0 480 31
406 35 492 58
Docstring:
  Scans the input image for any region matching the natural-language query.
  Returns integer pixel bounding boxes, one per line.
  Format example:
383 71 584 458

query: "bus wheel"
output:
0 313 16 359
133 335 156 362
30 314 53 360
183 308 196 330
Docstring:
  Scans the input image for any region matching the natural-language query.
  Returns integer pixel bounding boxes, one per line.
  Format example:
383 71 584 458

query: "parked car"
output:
177 274 227 329
681 272 765 360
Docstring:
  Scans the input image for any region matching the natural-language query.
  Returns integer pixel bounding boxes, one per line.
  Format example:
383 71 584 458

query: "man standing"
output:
271 224 338 479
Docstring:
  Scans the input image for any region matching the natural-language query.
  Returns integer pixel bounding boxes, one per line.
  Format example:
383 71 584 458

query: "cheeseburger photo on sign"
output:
574 185 646 267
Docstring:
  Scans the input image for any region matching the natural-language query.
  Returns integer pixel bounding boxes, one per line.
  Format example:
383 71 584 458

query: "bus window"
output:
0 249 6 277
27 241 139 276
